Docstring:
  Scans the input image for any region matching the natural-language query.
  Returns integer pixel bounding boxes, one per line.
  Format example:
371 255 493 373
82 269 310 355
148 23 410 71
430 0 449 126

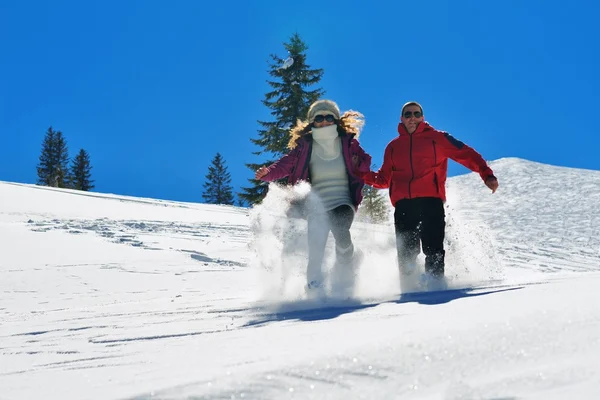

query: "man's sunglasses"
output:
403 111 423 118
314 114 336 123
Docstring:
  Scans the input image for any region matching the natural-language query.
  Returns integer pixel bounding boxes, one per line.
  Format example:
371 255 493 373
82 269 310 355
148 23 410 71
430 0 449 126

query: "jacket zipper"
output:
303 140 313 181
389 147 394 198
408 133 414 198
432 140 439 193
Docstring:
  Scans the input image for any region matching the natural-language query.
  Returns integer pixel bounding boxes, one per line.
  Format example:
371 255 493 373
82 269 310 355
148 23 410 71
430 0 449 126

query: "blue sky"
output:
1 0 598 203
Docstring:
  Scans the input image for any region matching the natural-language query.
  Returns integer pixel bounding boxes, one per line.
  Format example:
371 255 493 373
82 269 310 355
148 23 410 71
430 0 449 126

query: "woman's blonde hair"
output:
287 110 365 150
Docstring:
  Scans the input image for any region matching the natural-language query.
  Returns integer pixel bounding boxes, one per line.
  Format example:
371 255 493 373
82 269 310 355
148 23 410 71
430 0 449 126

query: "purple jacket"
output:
260 134 372 209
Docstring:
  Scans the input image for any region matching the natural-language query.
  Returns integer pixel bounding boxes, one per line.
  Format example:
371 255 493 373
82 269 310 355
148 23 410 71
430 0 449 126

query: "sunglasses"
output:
314 114 336 123
403 111 423 118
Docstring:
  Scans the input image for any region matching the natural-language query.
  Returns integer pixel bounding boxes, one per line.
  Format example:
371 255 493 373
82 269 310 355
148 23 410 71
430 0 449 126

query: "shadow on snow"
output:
244 286 523 326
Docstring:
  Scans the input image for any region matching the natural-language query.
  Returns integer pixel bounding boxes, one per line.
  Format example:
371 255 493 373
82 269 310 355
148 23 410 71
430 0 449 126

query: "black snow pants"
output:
394 197 446 277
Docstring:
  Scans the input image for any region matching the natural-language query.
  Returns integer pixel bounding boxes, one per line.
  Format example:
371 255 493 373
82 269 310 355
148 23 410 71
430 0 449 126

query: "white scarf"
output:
312 125 340 159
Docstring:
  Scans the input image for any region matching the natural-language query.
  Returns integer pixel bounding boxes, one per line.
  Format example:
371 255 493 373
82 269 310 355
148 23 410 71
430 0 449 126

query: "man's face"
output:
401 105 424 134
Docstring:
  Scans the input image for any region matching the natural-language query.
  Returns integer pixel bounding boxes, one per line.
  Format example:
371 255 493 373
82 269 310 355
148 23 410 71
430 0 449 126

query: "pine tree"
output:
239 33 325 205
37 127 56 186
356 163 391 224
202 153 234 205
37 127 70 187
357 185 390 224
70 148 95 191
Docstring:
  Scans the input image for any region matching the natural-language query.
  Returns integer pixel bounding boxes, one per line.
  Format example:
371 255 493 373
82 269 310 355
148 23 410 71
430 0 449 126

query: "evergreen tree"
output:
357 184 390 224
37 127 70 187
70 148 95 191
239 33 324 205
202 153 234 205
37 127 56 186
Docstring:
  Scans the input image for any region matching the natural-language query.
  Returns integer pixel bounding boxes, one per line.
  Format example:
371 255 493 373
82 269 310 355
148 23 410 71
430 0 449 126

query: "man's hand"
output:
255 166 269 180
485 176 499 193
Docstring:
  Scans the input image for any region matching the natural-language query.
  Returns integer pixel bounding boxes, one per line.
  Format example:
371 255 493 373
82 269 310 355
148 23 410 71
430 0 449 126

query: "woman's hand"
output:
255 166 269 180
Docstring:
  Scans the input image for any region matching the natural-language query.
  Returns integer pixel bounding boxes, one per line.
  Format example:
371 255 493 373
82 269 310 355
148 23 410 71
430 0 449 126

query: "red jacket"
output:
362 121 494 205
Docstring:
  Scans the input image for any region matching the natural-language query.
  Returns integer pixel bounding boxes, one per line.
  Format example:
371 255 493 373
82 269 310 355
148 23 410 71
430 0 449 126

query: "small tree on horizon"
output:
70 148 95 191
356 164 390 224
236 197 248 208
357 184 390 224
202 152 235 205
37 126 70 188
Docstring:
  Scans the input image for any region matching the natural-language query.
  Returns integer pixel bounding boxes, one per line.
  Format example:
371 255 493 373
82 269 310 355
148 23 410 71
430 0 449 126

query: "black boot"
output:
425 251 445 278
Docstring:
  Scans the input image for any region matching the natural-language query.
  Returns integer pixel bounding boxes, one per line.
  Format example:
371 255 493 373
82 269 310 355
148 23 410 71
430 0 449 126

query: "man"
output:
358 101 498 286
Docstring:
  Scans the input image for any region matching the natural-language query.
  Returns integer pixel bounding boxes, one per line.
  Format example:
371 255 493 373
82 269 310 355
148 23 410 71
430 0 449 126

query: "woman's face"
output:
313 113 336 128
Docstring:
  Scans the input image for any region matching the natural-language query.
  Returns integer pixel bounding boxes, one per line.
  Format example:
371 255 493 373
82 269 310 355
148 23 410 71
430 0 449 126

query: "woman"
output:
255 99 371 292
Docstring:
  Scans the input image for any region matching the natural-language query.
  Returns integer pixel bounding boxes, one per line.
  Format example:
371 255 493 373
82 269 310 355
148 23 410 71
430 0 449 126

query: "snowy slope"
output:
1 158 600 400
447 157 600 273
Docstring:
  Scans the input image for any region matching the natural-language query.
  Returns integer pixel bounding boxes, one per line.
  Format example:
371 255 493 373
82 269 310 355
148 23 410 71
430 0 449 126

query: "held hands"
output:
255 166 269 180
352 155 369 177
485 176 499 193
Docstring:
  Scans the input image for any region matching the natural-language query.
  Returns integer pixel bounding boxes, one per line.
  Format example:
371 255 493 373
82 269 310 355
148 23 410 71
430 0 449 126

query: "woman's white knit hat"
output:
308 100 341 122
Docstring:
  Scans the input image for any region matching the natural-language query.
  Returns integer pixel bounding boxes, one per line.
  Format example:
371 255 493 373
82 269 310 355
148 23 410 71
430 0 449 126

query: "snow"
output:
279 57 294 70
1 157 600 399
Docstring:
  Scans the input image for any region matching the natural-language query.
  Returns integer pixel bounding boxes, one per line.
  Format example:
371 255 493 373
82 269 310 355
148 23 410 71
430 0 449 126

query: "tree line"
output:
34 33 388 223
37 126 94 191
